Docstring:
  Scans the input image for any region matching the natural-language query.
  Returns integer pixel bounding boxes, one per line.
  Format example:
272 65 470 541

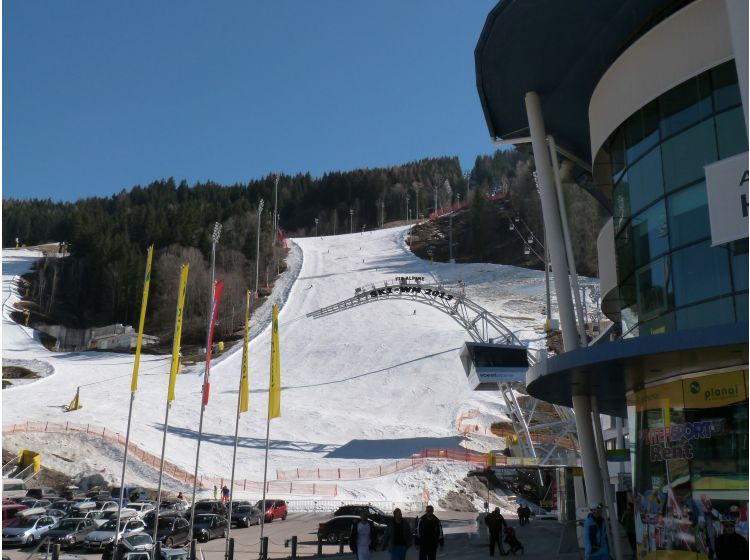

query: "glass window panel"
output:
609 128 627 184
676 296 736 330
716 107 749 159
632 201 669 268
636 257 672 320
661 119 718 192
628 147 664 213
667 182 710 248
672 241 732 306
616 228 635 282
712 61 742 112
626 101 660 163
640 312 675 335
735 293 748 322
659 73 713 137
612 176 631 233
731 238 748 292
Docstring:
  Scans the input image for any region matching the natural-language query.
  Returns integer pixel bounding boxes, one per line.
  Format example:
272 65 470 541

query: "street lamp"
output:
405 194 410 225
254 200 264 305
189 221 222 542
314 217 319 237
349 208 354 234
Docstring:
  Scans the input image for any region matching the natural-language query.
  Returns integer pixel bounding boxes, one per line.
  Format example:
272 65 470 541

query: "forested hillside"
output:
3 150 607 341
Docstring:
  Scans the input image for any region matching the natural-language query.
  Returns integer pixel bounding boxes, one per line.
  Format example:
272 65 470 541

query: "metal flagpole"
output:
253 200 264 312
152 402 171 557
259 414 271 555
114 245 153 554
189 223 222 542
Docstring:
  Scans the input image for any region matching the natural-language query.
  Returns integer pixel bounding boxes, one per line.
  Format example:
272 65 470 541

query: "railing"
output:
275 448 488 481
2 421 338 497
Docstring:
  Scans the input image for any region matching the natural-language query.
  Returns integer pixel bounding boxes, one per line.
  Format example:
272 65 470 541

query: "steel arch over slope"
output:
307 281 578 465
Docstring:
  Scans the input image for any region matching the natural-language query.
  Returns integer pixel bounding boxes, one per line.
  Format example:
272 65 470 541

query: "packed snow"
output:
2 227 591 506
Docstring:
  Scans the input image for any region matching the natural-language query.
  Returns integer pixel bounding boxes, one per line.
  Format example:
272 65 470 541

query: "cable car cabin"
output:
460 342 529 390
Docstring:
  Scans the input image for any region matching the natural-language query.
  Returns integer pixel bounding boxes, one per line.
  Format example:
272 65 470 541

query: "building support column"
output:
725 0 749 131
526 91 605 508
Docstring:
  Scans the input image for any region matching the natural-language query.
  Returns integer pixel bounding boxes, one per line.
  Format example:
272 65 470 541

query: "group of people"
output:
516 504 532 526
349 505 443 560
212 484 231 503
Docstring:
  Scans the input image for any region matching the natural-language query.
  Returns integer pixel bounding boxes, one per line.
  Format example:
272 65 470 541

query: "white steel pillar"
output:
525 92 579 351
526 92 606 508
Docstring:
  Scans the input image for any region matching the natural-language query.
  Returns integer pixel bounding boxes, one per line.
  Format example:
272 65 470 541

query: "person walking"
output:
382 508 413 560
715 519 748 559
350 511 377 560
620 502 636 554
583 503 609 559
485 507 507 556
415 505 444 560
213 485 218 500
221 485 230 504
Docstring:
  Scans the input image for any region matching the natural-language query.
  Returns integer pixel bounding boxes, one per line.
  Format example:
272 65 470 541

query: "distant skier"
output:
221 485 230 504
213 485 218 500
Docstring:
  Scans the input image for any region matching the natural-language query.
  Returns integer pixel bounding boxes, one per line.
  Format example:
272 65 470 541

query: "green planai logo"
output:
690 381 701 394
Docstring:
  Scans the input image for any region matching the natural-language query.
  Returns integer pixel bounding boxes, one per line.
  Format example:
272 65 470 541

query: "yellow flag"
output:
268 304 281 419
131 245 154 393
167 264 189 402
239 290 251 413
67 388 81 412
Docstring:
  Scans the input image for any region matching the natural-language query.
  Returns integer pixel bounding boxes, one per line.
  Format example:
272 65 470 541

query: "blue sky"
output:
4 1 500 201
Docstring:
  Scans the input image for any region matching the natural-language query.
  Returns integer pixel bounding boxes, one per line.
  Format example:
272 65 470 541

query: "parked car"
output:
157 499 188 513
92 509 137 527
124 503 155 518
51 501 77 514
191 514 227 543
2 504 29 527
20 499 52 509
317 515 386 545
83 518 146 551
144 515 190 547
43 518 98 548
94 501 119 512
253 500 287 523
101 533 154 560
116 547 187 560
25 488 58 500
229 505 258 528
2 514 60 546
191 500 225 516
45 509 69 520
333 504 393 525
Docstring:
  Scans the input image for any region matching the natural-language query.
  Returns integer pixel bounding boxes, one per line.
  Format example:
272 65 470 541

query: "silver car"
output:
84 519 145 551
2 515 59 546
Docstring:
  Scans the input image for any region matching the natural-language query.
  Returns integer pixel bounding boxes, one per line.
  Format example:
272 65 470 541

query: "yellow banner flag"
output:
67 388 81 412
268 304 281 419
167 264 189 402
131 245 154 393
239 290 251 413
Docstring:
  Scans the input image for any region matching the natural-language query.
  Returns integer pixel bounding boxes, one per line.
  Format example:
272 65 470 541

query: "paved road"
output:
4 512 582 559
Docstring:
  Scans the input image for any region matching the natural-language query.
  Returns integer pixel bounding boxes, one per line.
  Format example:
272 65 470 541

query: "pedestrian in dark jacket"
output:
382 508 412 560
415 505 444 560
485 507 507 556
350 512 377 560
715 520 749 559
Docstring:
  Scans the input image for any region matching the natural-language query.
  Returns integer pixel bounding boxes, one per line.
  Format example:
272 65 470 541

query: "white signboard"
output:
705 152 749 246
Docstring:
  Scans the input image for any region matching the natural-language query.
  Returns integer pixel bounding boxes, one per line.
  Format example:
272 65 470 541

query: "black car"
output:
229 505 257 528
191 515 227 543
43 518 97 548
144 515 190 547
189 501 225 518
317 515 386 545
333 505 393 525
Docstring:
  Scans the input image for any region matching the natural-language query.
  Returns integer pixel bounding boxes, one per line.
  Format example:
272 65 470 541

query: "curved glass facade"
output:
595 61 748 337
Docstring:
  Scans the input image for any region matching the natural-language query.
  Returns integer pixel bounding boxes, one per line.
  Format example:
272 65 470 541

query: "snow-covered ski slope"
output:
2 227 586 501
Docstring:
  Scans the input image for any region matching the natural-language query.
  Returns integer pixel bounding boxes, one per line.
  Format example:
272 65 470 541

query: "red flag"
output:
203 280 224 406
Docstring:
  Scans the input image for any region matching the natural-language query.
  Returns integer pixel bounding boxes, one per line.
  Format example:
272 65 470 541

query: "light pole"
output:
405 194 410 225
254 200 264 307
349 209 354 234
189 221 222 543
433 184 439 217
272 174 279 247
314 217 319 237
380 201 385 227
415 185 420 224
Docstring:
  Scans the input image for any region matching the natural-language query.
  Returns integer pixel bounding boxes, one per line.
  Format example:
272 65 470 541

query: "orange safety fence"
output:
2 421 338 497
456 410 575 449
276 447 489 481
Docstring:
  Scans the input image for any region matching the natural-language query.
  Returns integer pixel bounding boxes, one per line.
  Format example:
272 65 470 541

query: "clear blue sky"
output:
4 1 500 202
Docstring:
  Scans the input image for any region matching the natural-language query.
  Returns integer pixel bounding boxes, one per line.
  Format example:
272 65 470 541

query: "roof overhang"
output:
475 0 688 165
526 323 749 417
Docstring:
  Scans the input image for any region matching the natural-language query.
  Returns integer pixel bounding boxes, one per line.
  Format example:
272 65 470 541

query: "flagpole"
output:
114 245 153 554
259 414 271 555
189 223 222 542
152 402 171 558
225 290 251 559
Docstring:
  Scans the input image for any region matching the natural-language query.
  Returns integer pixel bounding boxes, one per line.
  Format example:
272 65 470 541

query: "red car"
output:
2 504 29 527
253 500 287 523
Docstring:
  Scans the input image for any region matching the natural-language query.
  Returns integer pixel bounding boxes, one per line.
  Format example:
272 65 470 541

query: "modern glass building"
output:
476 1 748 558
